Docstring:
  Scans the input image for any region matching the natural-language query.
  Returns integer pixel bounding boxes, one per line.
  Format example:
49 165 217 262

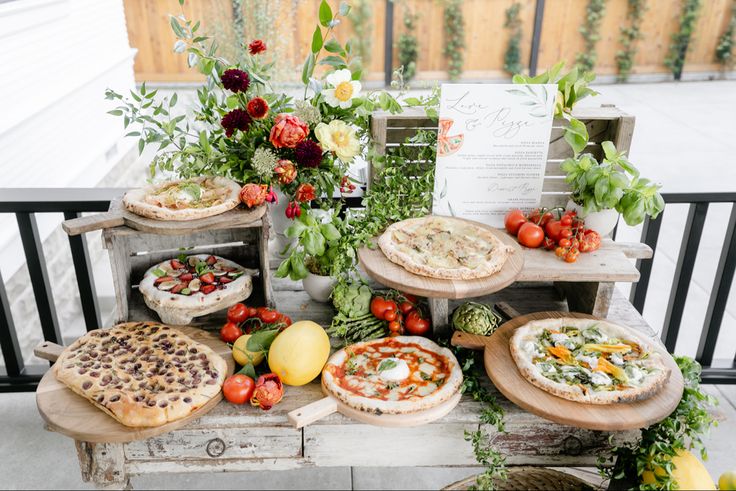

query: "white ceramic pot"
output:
271 188 295 253
566 199 620 237
302 272 337 303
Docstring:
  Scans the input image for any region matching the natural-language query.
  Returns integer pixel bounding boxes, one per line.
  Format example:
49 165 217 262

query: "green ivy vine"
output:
397 3 419 81
349 0 373 69
715 0 736 68
503 2 523 76
576 0 607 72
443 0 465 81
616 0 647 81
665 0 702 80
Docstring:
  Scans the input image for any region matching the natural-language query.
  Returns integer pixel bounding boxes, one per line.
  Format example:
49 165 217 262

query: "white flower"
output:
322 69 362 109
314 120 361 163
251 147 278 178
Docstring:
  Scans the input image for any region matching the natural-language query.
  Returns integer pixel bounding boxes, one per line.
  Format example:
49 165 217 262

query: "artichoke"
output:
332 282 372 318
452 302 502 336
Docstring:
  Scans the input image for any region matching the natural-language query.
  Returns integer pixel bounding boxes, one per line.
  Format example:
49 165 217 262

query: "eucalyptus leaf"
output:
319 0 333 27
311 26 324 53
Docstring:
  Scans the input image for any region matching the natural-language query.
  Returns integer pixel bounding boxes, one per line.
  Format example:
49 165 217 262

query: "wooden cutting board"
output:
35 326 235 443
286 380 462 429
62 198 265 236
451 311 684 431
357 219 523 299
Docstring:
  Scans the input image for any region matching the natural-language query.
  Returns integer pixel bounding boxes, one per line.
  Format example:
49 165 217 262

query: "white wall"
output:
0 0 137 279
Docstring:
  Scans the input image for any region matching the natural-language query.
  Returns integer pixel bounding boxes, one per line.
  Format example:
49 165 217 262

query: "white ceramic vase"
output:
566 199 620 237
302 272 337 303
271 188 295 253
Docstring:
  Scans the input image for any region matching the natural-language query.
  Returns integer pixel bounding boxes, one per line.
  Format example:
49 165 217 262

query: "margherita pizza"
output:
139 254 253 325
123 176 241 221
510 318 670 404
54 322 228 427
378 216 514 280
322 336 462 414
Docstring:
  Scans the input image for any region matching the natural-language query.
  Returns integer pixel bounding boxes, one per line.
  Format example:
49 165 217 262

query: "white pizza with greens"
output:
123 176 241 221
139 254 253 325
510 318 670 404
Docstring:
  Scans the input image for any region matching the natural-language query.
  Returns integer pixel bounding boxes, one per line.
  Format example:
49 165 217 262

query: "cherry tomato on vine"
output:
370 296 398 320
555 246 567 258
384 310 398 322
565 248 580 263
220 322 243 343
399 301 415 315
558 238 572 248
517 222 545 248
227 303 250 324
559 228 573 240
257 308 280 324
388 321 402 333
560 215 573 227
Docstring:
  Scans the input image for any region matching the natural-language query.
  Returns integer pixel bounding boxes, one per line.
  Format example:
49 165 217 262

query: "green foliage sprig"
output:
715 1 736 67
597 356 718 490
503 2 523 76
349 0 373 71
576 0 607 72
665 0 702 80
397 4 419 81
443 0 465 81
616 0 647 81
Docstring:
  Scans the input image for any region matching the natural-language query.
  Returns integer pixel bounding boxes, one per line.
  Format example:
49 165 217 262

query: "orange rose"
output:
239 183 267 208
274 159 297 185
269 114 308 149
295 183 316 203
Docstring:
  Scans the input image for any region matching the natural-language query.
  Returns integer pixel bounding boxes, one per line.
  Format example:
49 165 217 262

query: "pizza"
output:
53 322 228 427
322 336 462 414
510 318 671 404
139 254 254 325
378 216 514 280
123 176 241 221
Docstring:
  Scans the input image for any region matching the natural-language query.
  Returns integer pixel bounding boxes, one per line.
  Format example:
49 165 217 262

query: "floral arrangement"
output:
106 0 401 280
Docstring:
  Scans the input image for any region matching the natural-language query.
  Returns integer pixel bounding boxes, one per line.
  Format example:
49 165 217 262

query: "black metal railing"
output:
1 189 734 390
628 192 736 384
0 188 122 391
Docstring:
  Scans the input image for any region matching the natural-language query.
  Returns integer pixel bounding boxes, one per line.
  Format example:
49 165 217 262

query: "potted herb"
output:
276 209 342 302
561 141 664 235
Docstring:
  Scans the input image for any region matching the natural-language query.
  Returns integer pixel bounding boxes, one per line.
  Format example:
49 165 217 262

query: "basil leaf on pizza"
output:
510 318 671 404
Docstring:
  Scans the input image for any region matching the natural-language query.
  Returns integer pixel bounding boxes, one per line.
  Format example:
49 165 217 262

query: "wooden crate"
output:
102 213 274 326
369 104 635 208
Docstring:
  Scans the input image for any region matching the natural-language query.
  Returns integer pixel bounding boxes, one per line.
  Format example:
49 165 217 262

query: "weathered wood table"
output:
65 278 657 489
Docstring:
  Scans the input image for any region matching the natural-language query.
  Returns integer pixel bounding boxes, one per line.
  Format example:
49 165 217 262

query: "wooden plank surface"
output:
452 311 683 431
36 326 235 444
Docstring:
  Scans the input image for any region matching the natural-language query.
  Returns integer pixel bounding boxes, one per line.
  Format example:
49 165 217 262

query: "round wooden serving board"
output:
287 381 462 428
36 326 235 443
357 218 523 299
62 198 266 236
451 312 684 431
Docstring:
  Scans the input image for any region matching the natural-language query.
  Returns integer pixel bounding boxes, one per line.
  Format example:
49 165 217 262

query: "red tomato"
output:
544 220 563 242
388 320 402 333
565 248 580 263
258 308 281 324
370 296 397 320
504 209 527 236
220 322 242 343
560 215 573 227
517 222 545 248
222 374 255 404
559 228 573 239
227 303 250 323
401 293 418 304
558 238 572 248
399 301 415 315
404 310 430 336
579 230 601 253
543 237 556 250
199 272 215 284
280 315 292 327
248 307 258 318
384 310 397 322
529 209 553 227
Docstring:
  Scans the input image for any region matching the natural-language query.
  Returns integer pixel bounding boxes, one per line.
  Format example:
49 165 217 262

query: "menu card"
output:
432 83 557 227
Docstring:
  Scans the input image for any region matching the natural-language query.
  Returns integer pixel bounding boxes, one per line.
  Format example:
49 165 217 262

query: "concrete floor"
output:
2 80 736 488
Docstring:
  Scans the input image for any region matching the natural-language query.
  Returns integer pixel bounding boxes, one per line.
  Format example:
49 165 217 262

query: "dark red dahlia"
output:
221 68 250 93
247 97 269 120
249 39 267 55
294 140 323 168
221 109 252 137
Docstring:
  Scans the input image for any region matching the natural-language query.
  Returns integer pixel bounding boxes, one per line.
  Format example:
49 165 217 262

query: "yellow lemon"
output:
268 321 330 386
232 335 265 366
719 470 736 490
641 449 715 490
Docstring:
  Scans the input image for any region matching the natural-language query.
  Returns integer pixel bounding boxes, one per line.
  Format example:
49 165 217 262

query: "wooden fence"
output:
123 0 735 83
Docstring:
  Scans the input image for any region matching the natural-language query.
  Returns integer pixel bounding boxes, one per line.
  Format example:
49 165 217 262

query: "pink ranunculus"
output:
269 114 309 149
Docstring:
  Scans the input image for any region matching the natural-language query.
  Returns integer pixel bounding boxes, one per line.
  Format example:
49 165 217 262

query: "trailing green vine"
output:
616 0 647 81
397 3 419 81
715 0 736 68
597 356 717 490
665 0 702 80
503 2 523 76
349 0 373 70
576 0 607 72
443 0 465 81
